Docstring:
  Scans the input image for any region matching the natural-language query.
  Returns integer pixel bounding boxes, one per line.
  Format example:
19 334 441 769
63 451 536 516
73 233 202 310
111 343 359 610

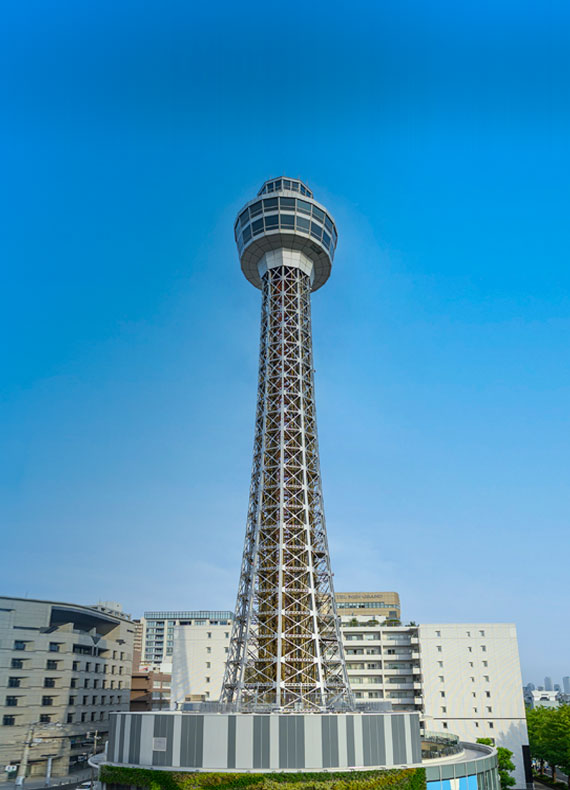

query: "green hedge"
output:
100 764 426 790
532 773 567 790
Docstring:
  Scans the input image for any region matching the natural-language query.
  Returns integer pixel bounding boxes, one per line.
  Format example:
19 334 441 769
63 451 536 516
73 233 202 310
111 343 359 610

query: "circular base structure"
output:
106 711 421 772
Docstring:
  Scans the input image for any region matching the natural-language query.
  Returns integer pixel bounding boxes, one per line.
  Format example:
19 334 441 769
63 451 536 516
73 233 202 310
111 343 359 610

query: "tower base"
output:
106 711 422 772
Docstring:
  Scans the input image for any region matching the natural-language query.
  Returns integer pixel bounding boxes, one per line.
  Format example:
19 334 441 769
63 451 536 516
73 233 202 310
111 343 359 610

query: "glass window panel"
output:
296 216 310 232
265 214 278 229
323 231 331 248
263 198 278 211
240 209 249 227
312 207 324 223
325 216 333 232
283 180 291 189
280 214 295 229
267 182 274 192
274 180 282 190
252 218 264 235
291 182 300 191
310 222 323 240
279 197 295 210
242 225 252 243
297 200 311 214
250 201 263 217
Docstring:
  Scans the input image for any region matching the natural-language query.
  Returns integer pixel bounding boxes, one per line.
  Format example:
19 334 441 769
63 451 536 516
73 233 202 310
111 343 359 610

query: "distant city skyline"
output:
2 0 569 685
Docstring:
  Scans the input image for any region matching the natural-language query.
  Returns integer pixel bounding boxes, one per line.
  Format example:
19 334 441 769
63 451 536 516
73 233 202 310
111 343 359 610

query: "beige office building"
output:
0 597 134 783
336 592 401 622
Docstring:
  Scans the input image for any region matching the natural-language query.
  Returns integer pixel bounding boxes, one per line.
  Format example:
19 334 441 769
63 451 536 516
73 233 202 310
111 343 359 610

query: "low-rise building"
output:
336 592 401 623
0 596 134 783
130 671 171 711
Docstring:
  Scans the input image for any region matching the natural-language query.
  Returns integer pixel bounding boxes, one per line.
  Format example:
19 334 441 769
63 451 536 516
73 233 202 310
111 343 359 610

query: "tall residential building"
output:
563 676 570 694
140 610 232 672
132 619 144 671
336 592 401 622
544 676 553 691
0 597 134 783
170 619 233 707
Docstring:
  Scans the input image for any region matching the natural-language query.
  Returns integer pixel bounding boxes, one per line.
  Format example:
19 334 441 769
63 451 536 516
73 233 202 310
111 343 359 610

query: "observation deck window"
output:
297 200 311 215
262 197 278 211
312 206 325 223
250 201 262 217
296 216 309 232
279 197 295 210
280 214 295 229
265 215 278 230
252 219 264 235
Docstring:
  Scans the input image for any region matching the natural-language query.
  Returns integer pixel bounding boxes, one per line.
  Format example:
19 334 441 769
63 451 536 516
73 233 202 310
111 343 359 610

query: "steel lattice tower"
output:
220 177 353 713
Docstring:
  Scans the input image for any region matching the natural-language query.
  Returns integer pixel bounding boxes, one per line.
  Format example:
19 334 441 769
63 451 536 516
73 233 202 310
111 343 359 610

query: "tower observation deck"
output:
220 178 353 712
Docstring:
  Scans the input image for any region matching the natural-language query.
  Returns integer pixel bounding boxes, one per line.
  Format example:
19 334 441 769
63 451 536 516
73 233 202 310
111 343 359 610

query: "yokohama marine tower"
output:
221 177 353 713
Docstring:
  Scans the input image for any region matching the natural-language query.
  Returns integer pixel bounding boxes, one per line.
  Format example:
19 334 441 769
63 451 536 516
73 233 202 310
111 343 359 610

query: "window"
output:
206 662 211 668
6 697 18 707
110 681 114 689
93 680 99 689
67 713 74 724
480 630 485 637
471 677 475 683
46 660 58 670
487 706 492 713
482 660 488 667
439 676 444 682
437 661 443 667
69 696 76 705
207 632 212 639
11 659 24 669
440 691 445 698
489 722 494 729
205 677 210 683
435 631 441 637
474 707 478 713
225 647 228 653
41 696 53 706
112 651 117 659
117 682 122 689
468 647 472 653
49 642 60 652
485 691 491 698
120 653 124 661
14 641 26 651
3 716 15 726
225 632 229 639
119 666 123 675
206 647 211 654
73 661 80 671
442 722 448 729
91 712 96 722
484 675 490 682
8 678 20 688
472 692 477 698
95 664 100 673
101 696 106 704
83 696 88 705
39 714 51 724
481 645 486 652
70 679 76 688
84 679 90 688
475 722 479 728
81 713 87 722
111 666 116 674
466 631 471 637
437 645 442 652
44 678 56 688
441 706 447 713
92 696 97 705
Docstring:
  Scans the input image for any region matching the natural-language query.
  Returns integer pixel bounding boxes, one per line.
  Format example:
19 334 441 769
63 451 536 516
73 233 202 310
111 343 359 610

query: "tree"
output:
477 739 516 790
526 704 570 785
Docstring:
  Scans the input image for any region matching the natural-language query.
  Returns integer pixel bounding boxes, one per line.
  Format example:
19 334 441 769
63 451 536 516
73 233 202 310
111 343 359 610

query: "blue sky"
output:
1 0 568 684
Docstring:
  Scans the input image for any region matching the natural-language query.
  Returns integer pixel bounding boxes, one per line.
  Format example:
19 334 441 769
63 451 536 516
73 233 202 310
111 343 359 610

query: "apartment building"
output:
336 592 401 623
170 616 233 707
0 597 134 783
139 610 233 673
338 614 529 788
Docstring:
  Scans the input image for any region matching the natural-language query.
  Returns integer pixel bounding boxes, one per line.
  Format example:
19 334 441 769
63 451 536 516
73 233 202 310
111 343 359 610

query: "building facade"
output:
0 597 134 783
336 592 401 623
139 611 232 673
170 619 233 707
130 671 171 712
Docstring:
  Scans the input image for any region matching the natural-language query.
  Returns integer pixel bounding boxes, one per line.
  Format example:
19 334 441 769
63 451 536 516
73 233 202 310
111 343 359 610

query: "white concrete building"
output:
418 624 528 788
138 610 232 674
170 617 233 707
338 618 529 788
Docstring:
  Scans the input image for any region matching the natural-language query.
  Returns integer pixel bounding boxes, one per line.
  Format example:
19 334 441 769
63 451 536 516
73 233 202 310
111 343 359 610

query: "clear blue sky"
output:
1 0 568 685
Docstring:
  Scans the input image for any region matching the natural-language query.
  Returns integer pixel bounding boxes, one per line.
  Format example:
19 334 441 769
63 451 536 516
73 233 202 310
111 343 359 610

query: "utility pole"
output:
15 723 35 787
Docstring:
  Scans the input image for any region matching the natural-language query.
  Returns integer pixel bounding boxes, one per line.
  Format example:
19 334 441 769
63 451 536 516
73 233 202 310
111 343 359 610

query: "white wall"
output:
419 623 528 788
171 624 231 707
